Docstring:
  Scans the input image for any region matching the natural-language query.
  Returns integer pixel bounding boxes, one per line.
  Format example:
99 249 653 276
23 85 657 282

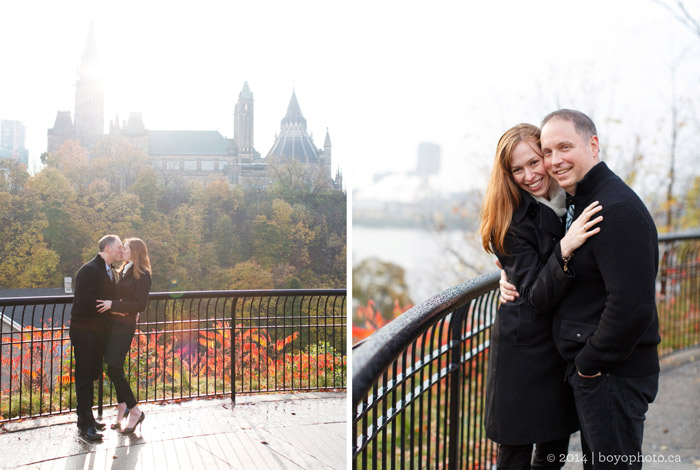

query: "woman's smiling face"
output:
509 139 550 199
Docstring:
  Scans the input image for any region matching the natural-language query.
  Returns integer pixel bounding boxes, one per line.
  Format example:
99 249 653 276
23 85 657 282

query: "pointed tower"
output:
322 128 332 162
73 22 104 150
110 112 121 135
266 90 320 164
47 111 75 153
234 81 257 162
281 90 307 131
321 128 332 180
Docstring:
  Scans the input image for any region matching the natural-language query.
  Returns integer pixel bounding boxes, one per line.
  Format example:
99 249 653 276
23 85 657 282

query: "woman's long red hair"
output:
122 237 151 279
479 123 541 254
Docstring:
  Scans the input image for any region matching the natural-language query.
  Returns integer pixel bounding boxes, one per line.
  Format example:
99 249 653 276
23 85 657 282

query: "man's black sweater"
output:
552 162 660 377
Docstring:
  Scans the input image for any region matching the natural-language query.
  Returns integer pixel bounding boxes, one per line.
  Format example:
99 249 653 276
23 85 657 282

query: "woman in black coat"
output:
97 237 151 434
479 124 603 469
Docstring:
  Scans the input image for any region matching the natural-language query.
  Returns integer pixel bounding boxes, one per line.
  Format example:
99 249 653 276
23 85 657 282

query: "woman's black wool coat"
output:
484 190 579 445
103 267 151 368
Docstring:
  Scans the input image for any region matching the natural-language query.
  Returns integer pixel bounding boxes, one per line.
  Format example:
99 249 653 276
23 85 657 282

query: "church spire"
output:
281 90 306 129
74 22 104 150
240 81 252 99
84 22 97 59
79 21 100 78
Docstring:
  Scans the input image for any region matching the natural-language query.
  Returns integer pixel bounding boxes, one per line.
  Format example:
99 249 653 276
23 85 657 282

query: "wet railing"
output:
353 231 700 470
0 289 346 423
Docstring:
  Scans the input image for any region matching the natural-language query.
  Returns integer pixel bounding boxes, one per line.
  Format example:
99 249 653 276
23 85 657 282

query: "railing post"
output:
230 297 238 406
448 305 467 470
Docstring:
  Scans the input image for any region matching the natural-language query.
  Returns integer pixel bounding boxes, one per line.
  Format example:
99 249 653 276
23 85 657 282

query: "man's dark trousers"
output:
568 370 658 469
70 328 105 430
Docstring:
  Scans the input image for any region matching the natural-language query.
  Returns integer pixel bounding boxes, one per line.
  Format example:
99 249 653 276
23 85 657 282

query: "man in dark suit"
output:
69 235 123 441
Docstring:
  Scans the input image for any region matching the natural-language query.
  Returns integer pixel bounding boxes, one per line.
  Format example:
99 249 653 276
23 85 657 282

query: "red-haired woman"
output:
479 124 602 469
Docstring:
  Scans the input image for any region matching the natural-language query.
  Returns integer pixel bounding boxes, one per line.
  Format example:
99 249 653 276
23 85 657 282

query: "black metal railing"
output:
0 289 346 423
657 231 700 356
353 231 700 469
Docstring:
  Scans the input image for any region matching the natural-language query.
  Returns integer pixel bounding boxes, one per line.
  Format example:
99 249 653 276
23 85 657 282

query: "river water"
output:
352 226 493 304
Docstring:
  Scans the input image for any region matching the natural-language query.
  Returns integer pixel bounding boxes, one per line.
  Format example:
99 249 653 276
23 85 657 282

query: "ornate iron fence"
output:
0 289 346 423
353 231 700 469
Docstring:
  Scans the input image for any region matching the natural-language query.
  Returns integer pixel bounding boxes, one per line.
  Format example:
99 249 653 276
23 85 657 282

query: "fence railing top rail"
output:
658 230 700 242
0 288 347 307
352 270 500 407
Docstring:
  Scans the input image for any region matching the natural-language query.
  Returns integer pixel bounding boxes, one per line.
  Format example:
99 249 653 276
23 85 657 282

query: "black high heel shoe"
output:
121 411 145 434
111 407 130 429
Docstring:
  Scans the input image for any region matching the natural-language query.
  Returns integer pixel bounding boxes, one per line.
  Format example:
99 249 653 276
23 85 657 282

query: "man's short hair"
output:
542 109 597 140
98 235 120 252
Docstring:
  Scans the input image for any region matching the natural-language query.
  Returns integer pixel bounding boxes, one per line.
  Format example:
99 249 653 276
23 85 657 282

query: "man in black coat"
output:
69 235 123 441
539 110 660 469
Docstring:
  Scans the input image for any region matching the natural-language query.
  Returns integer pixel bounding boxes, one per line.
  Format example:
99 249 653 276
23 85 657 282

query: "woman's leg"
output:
107 364 137 409
532 436 570 469
498 443 533 470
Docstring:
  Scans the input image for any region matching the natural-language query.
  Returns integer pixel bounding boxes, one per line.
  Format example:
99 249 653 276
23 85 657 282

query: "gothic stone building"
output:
48 24 339 190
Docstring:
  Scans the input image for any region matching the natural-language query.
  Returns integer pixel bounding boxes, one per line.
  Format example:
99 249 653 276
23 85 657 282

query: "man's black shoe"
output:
79 427 103 441
94 422 106 431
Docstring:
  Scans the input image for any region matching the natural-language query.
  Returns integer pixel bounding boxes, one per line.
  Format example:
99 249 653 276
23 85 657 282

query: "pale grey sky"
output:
2 0 699 192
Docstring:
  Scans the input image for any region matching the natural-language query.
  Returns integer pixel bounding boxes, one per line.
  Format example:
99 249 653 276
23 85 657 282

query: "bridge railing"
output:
352 231 700 469
0 289 346 423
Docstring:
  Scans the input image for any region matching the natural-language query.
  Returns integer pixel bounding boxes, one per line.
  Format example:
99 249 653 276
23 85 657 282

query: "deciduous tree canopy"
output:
0 138 346 291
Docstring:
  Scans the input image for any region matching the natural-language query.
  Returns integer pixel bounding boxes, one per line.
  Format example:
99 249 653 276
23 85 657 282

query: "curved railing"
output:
353 231 700 469
0 289 346 423
353 272 500 470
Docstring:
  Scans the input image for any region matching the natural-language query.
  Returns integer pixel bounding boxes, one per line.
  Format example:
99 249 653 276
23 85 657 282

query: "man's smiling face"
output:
541 118 599 195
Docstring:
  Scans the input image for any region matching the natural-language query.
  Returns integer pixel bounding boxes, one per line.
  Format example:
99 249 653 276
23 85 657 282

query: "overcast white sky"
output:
2 1 699 190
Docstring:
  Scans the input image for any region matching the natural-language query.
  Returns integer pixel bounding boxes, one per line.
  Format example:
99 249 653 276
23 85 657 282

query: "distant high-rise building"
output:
0 120 29 166
416 142 440 177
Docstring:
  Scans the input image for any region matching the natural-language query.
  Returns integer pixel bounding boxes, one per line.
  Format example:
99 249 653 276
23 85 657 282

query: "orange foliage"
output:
352 299 412 345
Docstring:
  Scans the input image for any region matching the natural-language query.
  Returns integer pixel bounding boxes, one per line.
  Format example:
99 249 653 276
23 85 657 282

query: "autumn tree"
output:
353 258 412 320
92 136 150 193
0 190 59 287
24 168 92 279
0 140 345 291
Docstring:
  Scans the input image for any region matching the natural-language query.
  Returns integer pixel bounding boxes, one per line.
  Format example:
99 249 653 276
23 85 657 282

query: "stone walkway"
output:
0 392 347 470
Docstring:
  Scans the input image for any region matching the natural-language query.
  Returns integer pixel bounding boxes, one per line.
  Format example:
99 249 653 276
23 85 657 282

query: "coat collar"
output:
513 189 538 224
513 188 564 235
567 161 618 205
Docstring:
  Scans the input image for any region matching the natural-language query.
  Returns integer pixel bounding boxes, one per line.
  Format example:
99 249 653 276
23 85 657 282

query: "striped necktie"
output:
565 204 575 232
107 266 114 281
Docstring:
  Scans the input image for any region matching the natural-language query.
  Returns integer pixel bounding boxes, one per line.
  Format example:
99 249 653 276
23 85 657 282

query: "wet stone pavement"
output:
0 391 347 470
563 348 700 470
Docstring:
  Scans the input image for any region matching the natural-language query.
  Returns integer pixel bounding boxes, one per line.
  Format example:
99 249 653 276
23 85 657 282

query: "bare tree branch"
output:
651 0 700 38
